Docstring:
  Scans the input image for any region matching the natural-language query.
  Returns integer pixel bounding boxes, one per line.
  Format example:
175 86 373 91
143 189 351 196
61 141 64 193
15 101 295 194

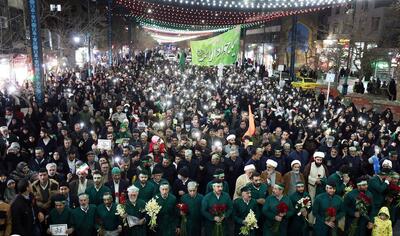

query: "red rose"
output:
303 198 310 205
326 207 336 217
177 203 189 214
276 202 289 214
119 192 126 205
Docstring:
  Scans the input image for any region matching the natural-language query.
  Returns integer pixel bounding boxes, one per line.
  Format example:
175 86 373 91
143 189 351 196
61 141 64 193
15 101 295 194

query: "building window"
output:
361 1 368 10
371 17 380 31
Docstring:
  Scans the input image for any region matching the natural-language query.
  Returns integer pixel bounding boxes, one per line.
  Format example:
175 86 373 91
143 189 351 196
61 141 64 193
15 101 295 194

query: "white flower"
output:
145 198 162 231
240 209 258 235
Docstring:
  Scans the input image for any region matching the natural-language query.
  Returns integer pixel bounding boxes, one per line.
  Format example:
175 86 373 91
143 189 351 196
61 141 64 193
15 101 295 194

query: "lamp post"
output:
87 0 91 77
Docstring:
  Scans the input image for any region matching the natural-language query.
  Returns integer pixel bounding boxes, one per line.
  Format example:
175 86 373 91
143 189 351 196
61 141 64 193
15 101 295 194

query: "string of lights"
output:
115 0 329 27
145 0 352 10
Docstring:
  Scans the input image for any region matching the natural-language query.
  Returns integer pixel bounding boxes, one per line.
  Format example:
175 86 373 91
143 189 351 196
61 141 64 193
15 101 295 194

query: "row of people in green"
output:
47 171 395 236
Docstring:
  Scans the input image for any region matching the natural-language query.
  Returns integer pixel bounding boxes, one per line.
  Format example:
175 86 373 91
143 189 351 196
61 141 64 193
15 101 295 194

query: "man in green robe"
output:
125 185 147 236
201 180 233 236
327 165 350 197
247 172 267 236
387 172 400 226
96 192 122 236
288 181 311 236
153 182 178 236
368 171 390 217
233 185 260 236
343 177 374 236
180 181 204 236
85 171 111 205
134 170 156 202
262 183 294 236
47 194 74 235
206 169 230 194
312 180 345 236
149 167 167 195
247 172 268 209
72 193 97 236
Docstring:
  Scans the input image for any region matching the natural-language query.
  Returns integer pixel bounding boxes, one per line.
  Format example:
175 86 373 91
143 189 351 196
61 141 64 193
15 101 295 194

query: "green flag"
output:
190 26 240 66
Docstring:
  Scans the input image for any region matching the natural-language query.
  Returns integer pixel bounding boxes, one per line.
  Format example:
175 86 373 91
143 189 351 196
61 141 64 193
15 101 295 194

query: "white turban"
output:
244 164 256 171
382 159 392 168
266 159 278 168
313 151 325 158
291 160 301 167
226 134 236 141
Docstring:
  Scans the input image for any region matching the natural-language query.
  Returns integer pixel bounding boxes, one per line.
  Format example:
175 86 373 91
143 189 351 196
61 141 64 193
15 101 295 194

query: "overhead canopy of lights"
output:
114 0 352 42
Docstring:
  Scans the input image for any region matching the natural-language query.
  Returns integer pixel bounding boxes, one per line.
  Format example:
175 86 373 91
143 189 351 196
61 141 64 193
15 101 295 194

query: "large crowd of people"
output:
0 53 399 236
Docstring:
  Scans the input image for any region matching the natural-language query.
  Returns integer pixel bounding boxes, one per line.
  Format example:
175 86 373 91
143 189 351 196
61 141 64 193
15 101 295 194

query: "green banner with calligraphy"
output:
190 26 240 66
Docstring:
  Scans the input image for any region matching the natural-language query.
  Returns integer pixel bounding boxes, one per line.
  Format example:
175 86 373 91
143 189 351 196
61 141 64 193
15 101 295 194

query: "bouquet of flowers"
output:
344 183 354 197
295 196 311 216
272 202 288 233
325 207 337 236
145 198 162 231
239 209 258 236
209 204 227 236
387 183 400 207
115 193 127 226
348 192 371 236
177 203 189 236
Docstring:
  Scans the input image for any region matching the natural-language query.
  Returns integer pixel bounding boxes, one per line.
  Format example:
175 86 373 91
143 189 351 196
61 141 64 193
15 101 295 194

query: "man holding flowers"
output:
312 180 345 236
343 176 374 236
201 180 233 236
233 185 259 236
288 181 312 236
262 183 294 236
180 181 204 236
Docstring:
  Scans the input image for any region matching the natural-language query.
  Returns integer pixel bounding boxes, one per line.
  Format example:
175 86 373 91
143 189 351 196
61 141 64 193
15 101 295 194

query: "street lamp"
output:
73 36 81 44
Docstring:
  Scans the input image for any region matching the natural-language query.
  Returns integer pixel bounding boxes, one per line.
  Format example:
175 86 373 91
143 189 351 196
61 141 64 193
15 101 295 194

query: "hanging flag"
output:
243 105 256 138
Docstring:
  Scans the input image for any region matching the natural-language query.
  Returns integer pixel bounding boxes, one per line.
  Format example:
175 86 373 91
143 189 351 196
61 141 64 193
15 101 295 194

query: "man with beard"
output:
206 168 230 194
288 142 309 173
327 165 351 197
72 193 97 236
368 171 391 217
106 167 129 203
172 167 191 199
304 152 328 202
283 160 305 195
150 167 167 195
85 171 111 205
125 185 147 236
312 180 345 236
47 194 74 235
288 181 311 236
260 159 282 194
225 149 244 197
96 192 122 236
324 147 345 174
233 164 255 200
344 146 362 179
262 183 294 236
344 176 374 236
32 168 59 212
224 134 238 155
201 180 233 236
153 182 178 236
233 186 260 236
11 179 44 236
134 170 156 202
154 157 177 184
180 181 204 236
